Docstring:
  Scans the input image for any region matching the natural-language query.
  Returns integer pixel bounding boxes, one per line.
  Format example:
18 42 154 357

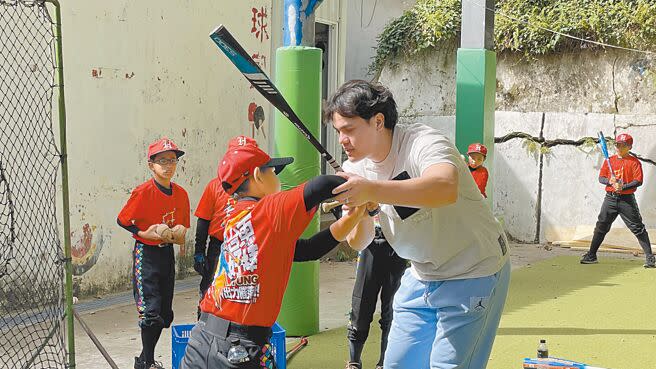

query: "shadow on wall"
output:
493 142 540 243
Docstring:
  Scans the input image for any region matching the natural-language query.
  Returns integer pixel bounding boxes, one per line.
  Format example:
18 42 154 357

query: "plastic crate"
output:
271 322 286 369
171 322 286 369
171 324 194 369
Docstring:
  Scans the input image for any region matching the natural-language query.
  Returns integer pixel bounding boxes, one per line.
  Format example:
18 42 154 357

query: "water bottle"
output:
227 338 249 364
537 339 548 358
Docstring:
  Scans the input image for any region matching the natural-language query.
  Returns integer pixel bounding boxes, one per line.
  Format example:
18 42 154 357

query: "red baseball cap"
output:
467 143 488 156
615 133 633 146
218 136 293 194
148 137 185 159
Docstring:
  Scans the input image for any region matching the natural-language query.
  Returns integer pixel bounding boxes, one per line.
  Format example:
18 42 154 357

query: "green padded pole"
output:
274 46 322 336
455 49 496 204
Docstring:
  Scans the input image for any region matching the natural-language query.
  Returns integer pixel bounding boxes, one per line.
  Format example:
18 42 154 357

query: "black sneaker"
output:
149 362 165 369
580 252 598 264
134 357 146 369
644 254 656 268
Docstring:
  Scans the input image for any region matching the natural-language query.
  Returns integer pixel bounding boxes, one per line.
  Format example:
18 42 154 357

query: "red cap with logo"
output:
616 133 633 146
467 143 488 157
218 136 294 195
148 137 185 159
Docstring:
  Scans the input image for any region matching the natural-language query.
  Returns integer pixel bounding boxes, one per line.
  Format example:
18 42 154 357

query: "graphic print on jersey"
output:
211 208 260 309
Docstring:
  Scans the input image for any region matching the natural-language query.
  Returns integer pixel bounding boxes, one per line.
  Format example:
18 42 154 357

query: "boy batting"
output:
581 133 655 267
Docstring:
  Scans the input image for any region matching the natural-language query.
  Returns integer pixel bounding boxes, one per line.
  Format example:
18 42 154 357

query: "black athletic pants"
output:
347 230 407 366
132 242 175 366
589 192 653 256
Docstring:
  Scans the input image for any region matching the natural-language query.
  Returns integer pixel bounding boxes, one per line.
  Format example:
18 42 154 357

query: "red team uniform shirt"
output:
118 179 191 245
199 184 316 327
600 155 643 195
194 177 234 241
470 166 489 198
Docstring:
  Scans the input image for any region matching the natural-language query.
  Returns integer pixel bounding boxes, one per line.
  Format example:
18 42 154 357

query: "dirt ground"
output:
70 243 638 369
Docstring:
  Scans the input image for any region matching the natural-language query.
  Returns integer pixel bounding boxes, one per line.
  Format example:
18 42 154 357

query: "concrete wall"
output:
51 0 277 296
344 0 416 80
50 0 352 296
380 48 656 247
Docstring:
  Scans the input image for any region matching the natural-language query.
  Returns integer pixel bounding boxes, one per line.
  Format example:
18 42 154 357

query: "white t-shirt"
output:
343 123 509 281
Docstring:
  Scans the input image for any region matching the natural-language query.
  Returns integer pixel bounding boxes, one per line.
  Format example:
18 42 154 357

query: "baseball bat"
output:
209 25 341 173
597 131 616 182
523 357 607 369
285 336 308 363
321 200 342 213
209 26 381 217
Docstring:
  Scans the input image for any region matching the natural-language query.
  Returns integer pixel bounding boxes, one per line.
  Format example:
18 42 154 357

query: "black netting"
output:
0 1 67 368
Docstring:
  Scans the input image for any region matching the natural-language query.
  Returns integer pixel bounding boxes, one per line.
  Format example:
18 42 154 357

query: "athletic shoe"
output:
149 362 165 369
345 362 361 369
580 252 598 264
134 357 145 369
376 366 384 369
644 254 656 268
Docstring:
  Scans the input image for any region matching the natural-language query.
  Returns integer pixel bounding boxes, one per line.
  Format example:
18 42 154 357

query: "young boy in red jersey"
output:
181 136 375 369
581 133 655 267
193 176 234 318
117 138 191 369
467 143 489 198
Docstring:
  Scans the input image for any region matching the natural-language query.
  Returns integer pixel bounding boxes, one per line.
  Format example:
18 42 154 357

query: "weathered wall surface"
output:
44 0 351 297
53 1 277 296
380 48 656 246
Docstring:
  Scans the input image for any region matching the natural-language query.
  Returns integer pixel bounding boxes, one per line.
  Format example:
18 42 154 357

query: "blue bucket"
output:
171 322 287 369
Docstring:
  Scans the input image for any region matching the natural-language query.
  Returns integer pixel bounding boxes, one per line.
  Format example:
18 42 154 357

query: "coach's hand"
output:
193 253 206 275
332 172 374 207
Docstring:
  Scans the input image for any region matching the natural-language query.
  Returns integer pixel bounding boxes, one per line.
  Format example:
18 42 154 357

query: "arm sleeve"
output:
633 160 644 183
194 218 210 255
117 218 140 235
117 188 142 228
293 227 340 262
302 175 347 211
599 176 610 185
599 159 610 179
621 180 642 191
194 181 216 219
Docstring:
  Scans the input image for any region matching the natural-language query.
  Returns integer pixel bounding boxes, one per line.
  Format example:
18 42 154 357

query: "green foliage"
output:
371 0 656 73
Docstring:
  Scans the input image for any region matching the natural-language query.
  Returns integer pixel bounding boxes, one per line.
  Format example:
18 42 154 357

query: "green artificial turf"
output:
288 256 656 369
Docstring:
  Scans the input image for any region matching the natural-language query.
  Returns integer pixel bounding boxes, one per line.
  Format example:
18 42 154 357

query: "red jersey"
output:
118 179 190 245
600 155 643 195
194 178 234 241
469 165 489 198
199 184 316 327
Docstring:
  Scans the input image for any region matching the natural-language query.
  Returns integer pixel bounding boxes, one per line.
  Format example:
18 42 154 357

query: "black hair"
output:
322 80 398 130
224 166 271 199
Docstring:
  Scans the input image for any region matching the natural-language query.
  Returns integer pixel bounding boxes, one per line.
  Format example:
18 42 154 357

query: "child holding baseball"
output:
117 138 190 369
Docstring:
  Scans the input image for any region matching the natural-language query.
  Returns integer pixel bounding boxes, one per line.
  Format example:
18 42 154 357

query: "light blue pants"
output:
383 261 511 369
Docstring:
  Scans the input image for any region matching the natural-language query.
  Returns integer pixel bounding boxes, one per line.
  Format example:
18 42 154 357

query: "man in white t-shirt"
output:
324 80 511 369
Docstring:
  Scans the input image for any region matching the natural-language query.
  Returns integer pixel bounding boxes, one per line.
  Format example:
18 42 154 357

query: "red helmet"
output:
615 133 633 146
218 136 293 194
467 143 488 157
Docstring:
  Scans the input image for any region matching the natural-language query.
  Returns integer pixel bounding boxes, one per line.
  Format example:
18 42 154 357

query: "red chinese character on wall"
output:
251 53 267 69
251 7 269 42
